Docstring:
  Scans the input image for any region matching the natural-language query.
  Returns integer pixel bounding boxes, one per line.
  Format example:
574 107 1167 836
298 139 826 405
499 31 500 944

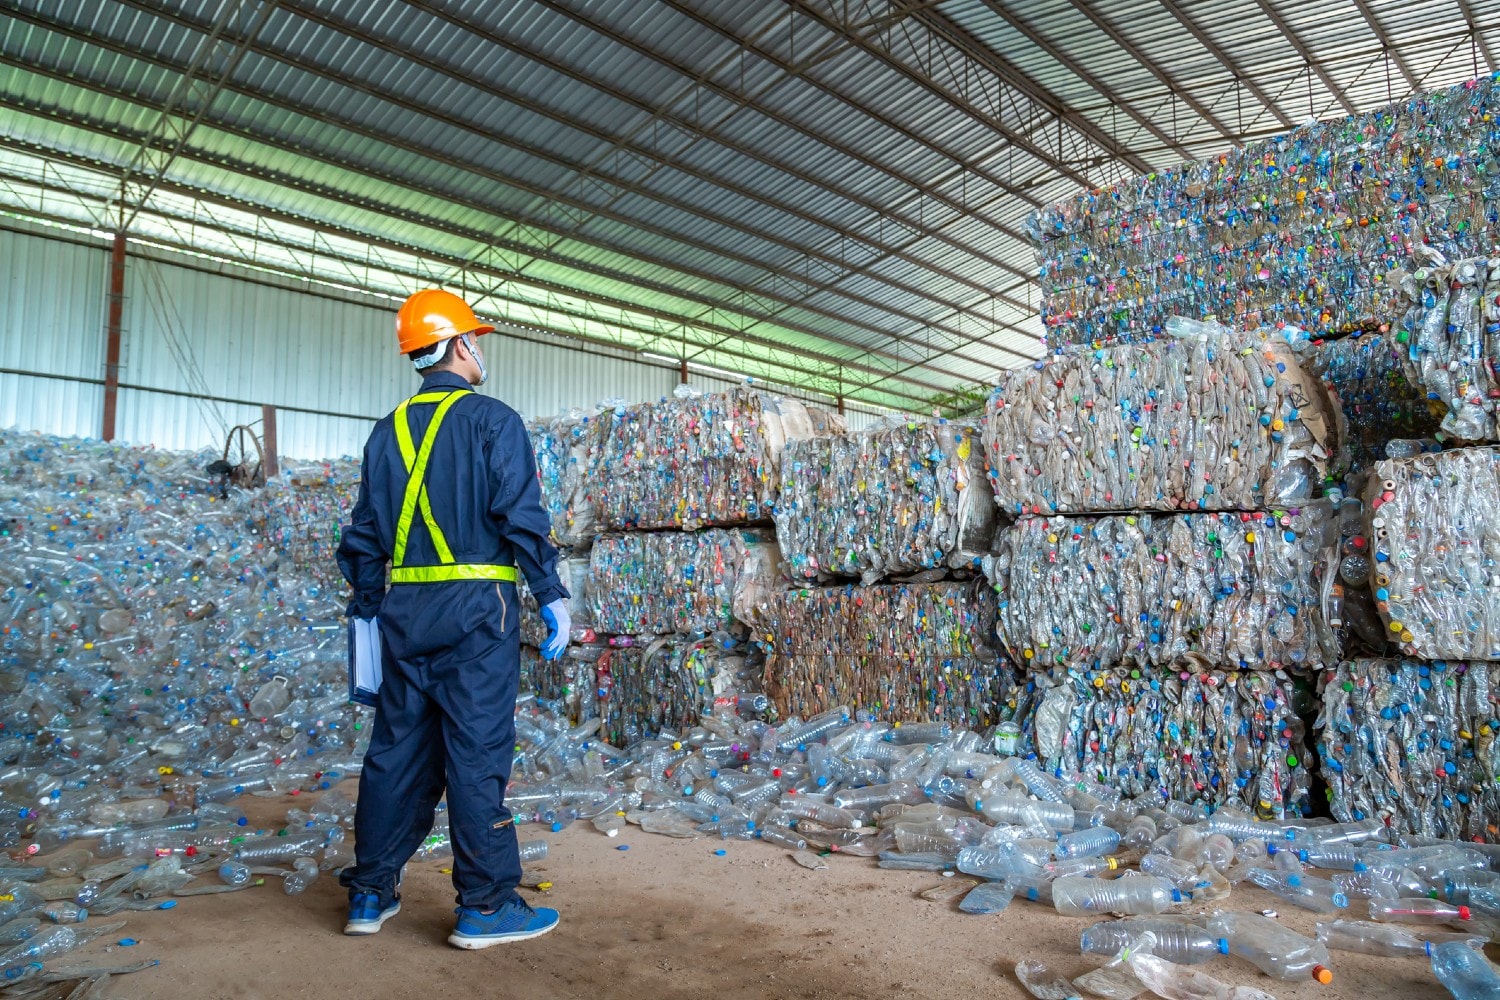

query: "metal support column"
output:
261 404 279 479
102 232 126 441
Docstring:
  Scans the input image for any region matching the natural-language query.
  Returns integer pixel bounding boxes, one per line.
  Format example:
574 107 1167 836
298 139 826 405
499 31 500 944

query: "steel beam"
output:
0 136 955 410
910 6 1153 174
1058 0 1236 142
397 0 1040 280
94 0 1038 362
0 19 1036 385
1459 0 1498 73
1254 0 1358 115
102 232 125 441
1157 0 1296 131
1349 0 1421 92
972 0 1193 160
260 403 278 480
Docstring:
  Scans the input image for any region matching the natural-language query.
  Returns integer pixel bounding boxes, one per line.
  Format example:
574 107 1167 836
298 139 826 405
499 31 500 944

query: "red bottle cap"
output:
1458 905 1472 920
1312 965 1333 985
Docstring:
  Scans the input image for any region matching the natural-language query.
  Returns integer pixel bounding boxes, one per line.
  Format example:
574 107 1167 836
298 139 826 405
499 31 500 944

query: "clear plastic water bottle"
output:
1052 875 1182 917
1206 911 1334 983
1316 919 1485 958
1369 898 1472 925
1055 827 1121 860
518 840 548 863
1429 939 1500 999
1080 920 1228 964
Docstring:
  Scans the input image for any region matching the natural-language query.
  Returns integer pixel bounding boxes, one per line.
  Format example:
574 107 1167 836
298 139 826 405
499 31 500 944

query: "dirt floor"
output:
43 791 1469 1000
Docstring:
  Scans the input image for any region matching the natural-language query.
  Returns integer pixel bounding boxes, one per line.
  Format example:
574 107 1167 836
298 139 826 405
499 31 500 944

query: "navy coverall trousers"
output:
335 370 566 911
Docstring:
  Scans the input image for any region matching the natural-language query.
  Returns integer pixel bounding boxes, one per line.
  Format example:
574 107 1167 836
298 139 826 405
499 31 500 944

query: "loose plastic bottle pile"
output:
1317 659 1500 839
984 508 1341 673
589 386 842 531
0 429 368 987
586 529 780 636
500 692 1500 998
1027 73 1500 348
983 334 1333 514
774 418 993 584
1366 446 1500 659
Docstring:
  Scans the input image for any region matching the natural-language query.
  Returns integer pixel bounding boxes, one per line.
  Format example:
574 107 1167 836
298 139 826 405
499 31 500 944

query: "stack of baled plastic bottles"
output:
1317 658 1500 839
773 418 994 584
1024 667 1314 818
1027 73 1500 350
586 529 780 636
518 386 840 739
980 331 1341 818
982 332 1335 515
590 386 841 531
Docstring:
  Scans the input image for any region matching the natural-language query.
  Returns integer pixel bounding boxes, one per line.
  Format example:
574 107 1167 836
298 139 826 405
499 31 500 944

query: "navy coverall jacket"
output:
335 370 567 909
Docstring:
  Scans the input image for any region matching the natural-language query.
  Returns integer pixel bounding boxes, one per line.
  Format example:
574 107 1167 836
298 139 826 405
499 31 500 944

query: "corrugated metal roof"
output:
0 0 1493 411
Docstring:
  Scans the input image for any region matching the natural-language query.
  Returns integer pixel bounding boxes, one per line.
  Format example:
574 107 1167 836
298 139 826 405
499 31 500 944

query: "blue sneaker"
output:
344 892 401 936
448 897 559 949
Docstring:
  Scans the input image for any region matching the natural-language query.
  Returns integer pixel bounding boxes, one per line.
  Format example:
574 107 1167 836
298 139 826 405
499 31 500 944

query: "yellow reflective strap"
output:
393 392 455 474
419 487 454 563
393 390 466 568
391 564 517 584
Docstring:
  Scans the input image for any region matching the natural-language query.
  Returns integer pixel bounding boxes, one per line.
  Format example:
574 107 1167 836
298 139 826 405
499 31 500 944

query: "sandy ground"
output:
44 792 1470 1000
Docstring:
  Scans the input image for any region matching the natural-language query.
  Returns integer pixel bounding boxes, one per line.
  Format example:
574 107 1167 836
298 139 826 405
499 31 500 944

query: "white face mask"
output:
462 333 488 386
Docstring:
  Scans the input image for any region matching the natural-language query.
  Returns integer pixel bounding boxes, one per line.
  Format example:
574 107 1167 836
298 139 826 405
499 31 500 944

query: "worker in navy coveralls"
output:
336 288 571 948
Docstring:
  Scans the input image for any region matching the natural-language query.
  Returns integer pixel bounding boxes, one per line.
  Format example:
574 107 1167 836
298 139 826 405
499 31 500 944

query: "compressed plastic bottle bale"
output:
520 642 618 725
986 507 1340 672
526 410 599 547
591 386 842 531
745 581 997 662
1317 659 1500 839
1367 446 1500 659
1400 256 1500 444
1298 331 1444 479
775 418 994 584
597 635 764 744
762 653 1025 729
984 335 1334 514
588 529 780 635
1025 666 1313 819
1025 75 1500 349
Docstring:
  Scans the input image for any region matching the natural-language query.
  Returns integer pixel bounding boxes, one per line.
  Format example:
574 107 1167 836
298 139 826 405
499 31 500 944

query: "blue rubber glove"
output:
540 600 571 661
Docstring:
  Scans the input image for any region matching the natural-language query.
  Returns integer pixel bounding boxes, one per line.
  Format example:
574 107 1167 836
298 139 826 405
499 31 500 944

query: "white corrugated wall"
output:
0 226 891 457
0 228 108 437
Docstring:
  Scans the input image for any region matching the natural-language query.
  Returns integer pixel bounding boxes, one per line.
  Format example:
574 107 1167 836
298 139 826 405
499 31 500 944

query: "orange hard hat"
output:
395 289 495 355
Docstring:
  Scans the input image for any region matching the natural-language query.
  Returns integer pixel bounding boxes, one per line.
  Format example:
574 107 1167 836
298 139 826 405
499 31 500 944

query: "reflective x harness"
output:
389 390 517 585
